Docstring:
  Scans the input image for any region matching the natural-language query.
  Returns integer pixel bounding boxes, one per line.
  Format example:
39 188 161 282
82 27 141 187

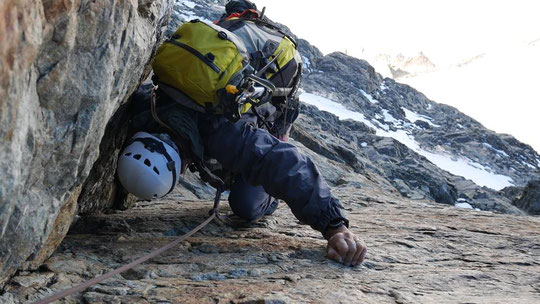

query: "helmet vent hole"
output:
144 159 151 167
125 152 132 156
153 167 160 175
134 154 142 160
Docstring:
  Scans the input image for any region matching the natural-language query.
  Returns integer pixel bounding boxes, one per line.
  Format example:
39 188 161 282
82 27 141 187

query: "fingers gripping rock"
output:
326 230 367 266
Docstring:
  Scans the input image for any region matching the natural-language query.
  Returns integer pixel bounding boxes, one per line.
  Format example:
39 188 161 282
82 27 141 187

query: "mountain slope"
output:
298 51 539 213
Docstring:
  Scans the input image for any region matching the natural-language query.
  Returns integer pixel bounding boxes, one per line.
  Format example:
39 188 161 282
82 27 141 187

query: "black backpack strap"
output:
150 86 225 190
218 18 247 32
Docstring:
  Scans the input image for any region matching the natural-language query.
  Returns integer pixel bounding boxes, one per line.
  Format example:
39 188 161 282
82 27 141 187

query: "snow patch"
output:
361 142 368 148
382 110 399 124
455 202 474 209
177 12 211 23
361 90 378 104
380 82 388 91
482 143 509 157
180 0 197 9
402 107 440 127
300 92 514 191
377 129 513 190
300 93 379 130
302 56 311 70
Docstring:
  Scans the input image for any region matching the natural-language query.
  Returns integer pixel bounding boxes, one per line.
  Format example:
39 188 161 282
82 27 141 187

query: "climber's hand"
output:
325 226 367 266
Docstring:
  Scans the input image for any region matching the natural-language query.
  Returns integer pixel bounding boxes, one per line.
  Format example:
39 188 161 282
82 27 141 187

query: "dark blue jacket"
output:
198 110 349 233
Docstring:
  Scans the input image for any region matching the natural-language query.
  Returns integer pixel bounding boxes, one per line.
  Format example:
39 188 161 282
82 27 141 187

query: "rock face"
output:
514 180 540 215
0 0 173 285
300 51 540 188
3 183 540 303
296 50 540 212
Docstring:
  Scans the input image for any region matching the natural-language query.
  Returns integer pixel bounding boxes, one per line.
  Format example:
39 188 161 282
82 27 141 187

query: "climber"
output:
117 0 367 267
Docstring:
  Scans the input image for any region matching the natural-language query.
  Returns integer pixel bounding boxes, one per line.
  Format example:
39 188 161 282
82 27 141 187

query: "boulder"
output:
514 180 540 215
0 0 173 285
429 183 458 205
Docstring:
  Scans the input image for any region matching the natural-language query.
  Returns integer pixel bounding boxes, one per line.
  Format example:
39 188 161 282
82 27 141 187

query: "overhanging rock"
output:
0 0 173 285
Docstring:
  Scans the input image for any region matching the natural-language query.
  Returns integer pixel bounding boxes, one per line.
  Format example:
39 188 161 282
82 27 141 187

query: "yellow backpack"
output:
152 20 254 117
216 16 303 101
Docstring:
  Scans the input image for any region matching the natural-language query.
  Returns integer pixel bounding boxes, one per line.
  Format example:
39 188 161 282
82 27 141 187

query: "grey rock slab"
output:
5 191 540 303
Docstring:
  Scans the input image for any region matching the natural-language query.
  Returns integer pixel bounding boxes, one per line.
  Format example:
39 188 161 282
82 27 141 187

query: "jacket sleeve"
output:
199 114 349 233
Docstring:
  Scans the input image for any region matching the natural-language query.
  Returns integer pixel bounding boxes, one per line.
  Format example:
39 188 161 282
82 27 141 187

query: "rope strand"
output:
32 208 218 304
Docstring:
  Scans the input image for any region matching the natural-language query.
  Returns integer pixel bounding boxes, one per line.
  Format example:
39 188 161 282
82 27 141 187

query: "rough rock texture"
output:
514 180 540 215
3 175 540 303
0 0 173 285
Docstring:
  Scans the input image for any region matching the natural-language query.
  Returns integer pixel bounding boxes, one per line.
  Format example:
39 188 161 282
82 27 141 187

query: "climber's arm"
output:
202 115 347 232
200 115 367 266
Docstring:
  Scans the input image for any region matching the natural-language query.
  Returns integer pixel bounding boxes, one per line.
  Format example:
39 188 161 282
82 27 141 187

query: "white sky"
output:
253 0 540 152
255 0 539 61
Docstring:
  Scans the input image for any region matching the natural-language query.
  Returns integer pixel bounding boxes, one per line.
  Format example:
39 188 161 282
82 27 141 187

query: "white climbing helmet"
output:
117 132 181 200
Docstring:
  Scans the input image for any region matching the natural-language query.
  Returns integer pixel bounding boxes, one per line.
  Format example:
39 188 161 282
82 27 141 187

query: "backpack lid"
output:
226 0 258 15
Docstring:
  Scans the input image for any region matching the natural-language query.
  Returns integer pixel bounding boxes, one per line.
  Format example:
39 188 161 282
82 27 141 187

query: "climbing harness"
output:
32 189 223 304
